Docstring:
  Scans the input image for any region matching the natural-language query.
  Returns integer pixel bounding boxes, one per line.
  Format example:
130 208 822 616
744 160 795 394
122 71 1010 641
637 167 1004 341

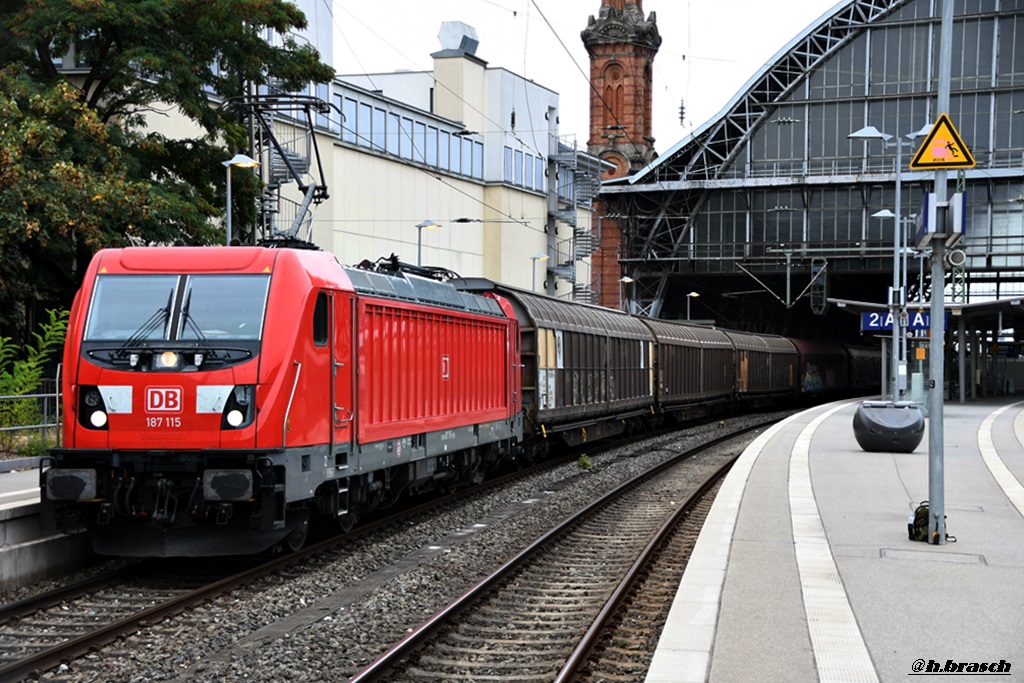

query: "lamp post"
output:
686 291 700 320
222 153 260 246
848 124 930 401
531 253 550 291
416 220 441 266
618 276 634 311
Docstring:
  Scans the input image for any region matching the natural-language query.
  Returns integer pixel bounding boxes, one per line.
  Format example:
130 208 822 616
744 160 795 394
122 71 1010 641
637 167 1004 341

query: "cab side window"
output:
313 292 328 346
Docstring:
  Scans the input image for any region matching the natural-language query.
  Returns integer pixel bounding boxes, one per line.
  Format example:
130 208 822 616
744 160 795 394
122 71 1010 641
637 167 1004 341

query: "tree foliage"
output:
0 0 334 340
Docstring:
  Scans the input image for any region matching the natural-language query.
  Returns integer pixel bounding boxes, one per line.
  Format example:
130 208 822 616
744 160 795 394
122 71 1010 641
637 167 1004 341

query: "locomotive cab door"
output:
331 291 355 450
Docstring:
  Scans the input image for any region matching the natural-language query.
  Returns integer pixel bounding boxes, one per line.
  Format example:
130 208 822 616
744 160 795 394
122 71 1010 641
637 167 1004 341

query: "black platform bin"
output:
853 401 925 453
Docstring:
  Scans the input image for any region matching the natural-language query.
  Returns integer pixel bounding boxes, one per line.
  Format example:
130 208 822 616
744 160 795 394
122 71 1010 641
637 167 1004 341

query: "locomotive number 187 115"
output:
146 416 182 428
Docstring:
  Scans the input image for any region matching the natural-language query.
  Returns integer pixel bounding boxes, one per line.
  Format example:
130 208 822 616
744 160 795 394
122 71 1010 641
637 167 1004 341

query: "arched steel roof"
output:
599 0 911 318
618 0 906 187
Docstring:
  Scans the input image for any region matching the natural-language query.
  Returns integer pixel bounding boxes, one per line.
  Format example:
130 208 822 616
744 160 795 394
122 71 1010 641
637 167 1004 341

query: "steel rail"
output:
347 419 774 683
553 455 734 682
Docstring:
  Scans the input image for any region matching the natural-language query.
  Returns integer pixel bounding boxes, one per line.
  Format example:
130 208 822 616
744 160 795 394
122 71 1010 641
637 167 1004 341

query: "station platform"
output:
646 396 1024 683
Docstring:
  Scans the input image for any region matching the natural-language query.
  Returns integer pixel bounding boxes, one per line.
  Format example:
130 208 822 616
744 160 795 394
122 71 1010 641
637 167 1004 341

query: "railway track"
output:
0 446 586 682
0 557 275 682
0 415 779 681
349 425 750 683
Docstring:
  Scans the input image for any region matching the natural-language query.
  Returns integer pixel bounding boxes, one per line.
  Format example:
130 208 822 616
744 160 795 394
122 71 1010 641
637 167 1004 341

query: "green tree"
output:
0 0 334 340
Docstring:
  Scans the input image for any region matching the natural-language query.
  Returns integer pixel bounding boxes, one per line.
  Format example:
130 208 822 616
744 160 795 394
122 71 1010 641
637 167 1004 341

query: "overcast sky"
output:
331 0 840 153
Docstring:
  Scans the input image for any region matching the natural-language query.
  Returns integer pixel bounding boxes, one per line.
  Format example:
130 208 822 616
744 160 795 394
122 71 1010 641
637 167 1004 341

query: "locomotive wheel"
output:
337 510 359 533
285 516 310 552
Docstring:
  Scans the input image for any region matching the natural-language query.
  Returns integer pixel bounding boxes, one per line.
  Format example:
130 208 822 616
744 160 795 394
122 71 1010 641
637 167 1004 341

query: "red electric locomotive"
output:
42 246 521 556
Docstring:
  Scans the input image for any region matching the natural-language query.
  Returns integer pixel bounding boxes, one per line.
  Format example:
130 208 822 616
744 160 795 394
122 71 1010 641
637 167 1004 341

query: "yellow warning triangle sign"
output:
909 113 975 170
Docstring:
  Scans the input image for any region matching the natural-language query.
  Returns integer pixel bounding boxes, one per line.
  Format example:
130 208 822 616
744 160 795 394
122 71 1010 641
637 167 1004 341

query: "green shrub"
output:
0 309 68 452
578 453 593 470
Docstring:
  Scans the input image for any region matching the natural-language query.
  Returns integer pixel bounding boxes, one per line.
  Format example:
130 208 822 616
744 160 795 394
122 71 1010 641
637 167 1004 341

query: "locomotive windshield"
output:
85 274 271 342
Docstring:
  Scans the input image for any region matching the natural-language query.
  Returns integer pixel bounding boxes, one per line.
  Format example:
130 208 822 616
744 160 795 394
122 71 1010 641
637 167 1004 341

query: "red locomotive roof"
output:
89 246 353 291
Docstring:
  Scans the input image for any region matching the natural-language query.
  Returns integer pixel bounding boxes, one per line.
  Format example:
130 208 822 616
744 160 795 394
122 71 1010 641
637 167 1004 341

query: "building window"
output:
414 121 426 163
357 103 372 147
386 113 400 155
473 141 484 179
514 150 523 186
426 126 438 166
372 108 386 151
400 117 413 160
341 97 357 144
449 135 461 174
504 146 514 182
439 131 450 170
534 157 544 191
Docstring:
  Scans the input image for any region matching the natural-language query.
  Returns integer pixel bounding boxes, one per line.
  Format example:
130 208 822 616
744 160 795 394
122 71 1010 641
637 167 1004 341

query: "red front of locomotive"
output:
43 246 347 556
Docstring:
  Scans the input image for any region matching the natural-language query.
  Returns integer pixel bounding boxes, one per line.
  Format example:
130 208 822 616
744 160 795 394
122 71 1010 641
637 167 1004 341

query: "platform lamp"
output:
686 291 700 320
223 153 260 246
416 220 442 266
848 123 931 401
618 276 634 311
531 253 550 291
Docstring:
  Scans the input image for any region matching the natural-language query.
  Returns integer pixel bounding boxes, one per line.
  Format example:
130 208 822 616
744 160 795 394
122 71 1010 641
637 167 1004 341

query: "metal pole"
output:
225 165 233 246
417 226 423 267
533 262 538 292
881 337 888 401
891 143 902 401
958 317 966 403
928 0 954 545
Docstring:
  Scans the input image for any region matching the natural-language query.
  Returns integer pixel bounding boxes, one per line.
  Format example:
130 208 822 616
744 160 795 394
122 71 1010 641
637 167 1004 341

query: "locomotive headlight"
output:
157 351 179 369
77 385 112 430
221 384 255 430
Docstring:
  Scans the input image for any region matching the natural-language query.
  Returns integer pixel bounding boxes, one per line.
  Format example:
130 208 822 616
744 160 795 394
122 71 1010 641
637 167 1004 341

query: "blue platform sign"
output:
861 310 944 331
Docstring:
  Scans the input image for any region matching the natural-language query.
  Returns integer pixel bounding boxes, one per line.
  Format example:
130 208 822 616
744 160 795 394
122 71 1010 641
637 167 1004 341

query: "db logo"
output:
146 387 183 413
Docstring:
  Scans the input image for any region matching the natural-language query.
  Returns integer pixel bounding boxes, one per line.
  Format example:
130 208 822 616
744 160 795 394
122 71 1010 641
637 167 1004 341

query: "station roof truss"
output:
599 0 909 317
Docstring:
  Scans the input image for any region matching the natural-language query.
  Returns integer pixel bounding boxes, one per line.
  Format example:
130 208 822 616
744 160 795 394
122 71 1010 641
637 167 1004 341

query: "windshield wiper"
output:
117 290 173 352
180 290 219 358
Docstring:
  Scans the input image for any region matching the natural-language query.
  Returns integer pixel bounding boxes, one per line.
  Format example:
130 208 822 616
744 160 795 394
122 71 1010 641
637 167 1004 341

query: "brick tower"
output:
581 1 661 308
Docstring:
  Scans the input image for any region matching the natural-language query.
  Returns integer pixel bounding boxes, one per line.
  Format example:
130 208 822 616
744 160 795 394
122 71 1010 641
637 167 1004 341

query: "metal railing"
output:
0 376 61 470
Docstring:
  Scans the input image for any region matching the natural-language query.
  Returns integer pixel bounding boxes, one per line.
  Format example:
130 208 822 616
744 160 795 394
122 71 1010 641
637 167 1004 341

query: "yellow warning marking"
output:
909 113 975 170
